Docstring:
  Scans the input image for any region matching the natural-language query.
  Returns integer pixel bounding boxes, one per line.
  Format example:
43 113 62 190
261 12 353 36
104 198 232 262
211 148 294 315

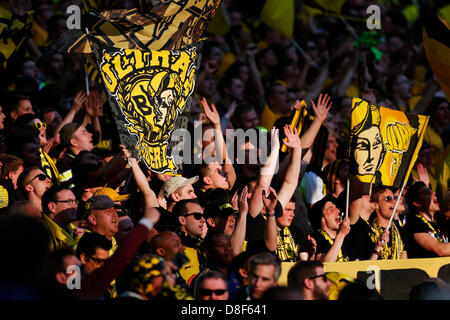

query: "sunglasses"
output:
383 196 398 202
26 173 48 185
89 256 108 264
183 212 203 220
34 122 47 130
198 288 227 296
309 273 328 281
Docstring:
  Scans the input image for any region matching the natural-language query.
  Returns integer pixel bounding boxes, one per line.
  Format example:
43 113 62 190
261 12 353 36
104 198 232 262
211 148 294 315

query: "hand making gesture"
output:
311 93 332 123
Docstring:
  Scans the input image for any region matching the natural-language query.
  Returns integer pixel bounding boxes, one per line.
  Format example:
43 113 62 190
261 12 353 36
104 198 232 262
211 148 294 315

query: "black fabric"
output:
347 217 374 261
406 213 448 258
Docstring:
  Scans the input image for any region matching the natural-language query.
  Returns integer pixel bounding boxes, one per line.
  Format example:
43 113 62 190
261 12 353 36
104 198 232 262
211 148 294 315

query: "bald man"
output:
150 231 186 262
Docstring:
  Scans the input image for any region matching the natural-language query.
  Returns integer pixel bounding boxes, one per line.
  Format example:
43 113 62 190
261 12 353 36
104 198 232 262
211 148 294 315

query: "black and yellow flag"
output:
0 2 34 69
350 98 428 188
420 1 450 101
91 41 199 173
54 0 222 53
54 1 222 174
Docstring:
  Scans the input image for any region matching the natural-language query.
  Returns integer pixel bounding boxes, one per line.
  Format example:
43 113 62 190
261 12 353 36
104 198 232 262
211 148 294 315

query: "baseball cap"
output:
85 195 115 211
204 200 239 220
163 175 199 198
94 187 130 201
60 122 82 146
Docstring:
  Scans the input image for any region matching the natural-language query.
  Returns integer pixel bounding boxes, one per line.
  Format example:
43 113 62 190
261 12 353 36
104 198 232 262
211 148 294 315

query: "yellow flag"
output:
260 0 295 39
350 98 428 188
421 2 450 101
314 0 346 14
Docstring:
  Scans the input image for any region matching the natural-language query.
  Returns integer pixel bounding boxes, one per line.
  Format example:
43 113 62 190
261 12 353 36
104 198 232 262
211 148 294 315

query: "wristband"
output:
139 217 154 231
266 213 276 218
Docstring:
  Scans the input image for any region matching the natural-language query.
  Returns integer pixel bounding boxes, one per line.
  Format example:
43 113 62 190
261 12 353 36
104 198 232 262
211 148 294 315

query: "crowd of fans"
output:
0 0 449 301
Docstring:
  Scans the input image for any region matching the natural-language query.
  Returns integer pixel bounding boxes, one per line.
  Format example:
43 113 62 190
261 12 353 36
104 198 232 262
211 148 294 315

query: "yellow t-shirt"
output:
179 246 200 286
260 104 288 130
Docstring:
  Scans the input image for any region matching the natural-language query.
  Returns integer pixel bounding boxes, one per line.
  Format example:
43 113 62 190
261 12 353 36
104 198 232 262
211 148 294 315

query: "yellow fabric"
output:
32 22 48 47
206 5 230 36
179 246 200 286
260 104 287 130
438 4 450 24
314 0 346 14
216 51 236 76
422 26 450 101
58 0 222 53
42 214 79 251
345 84 359 98
402 4 419 24
0 185 8 208
350 97 429 187
40 149 60 184
260 0 295 39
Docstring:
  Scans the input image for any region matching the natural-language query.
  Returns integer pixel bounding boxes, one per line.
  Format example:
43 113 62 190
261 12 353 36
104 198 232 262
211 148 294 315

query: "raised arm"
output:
248 128 279 217
129 157 159 208
300 93 332 149
262 187 279 252
201 98 237 189
277 125 302 208
55 91 86 144
230 186 249 257
316 218 351 262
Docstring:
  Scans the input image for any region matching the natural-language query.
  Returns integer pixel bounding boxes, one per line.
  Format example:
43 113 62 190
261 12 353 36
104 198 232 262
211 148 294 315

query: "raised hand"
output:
262 186 278 213
338 218 351 237
377 230 390 248
231 190 239 211
270 127 280 150
72 90 87 112
282 125 301 150
311 93 332 123
415 163 430 187
201 97 220 128
306 234 317 260
238 186 249 214
225 100 238 119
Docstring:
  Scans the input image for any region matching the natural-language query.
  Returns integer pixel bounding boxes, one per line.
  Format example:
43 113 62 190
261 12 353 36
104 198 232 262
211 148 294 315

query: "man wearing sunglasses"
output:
14 113 60 186
195 270 229 300
287 260 330 300
173 199 206 286
17 166 52 212
368 185 408 260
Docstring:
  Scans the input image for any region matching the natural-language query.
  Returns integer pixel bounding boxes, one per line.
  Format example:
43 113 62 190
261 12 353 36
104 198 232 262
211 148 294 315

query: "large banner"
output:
91 41 199 173
349 98 428 188
54 0 222 174
54 0 222 53
279 257 450 300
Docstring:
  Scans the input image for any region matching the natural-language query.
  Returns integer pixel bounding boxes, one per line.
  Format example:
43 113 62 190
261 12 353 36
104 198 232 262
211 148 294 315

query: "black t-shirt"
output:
347 217 374 261
311 229 352 261
406 213 449 258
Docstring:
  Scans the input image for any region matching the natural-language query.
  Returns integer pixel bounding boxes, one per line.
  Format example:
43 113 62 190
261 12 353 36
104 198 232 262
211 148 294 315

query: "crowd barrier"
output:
279 257 450 299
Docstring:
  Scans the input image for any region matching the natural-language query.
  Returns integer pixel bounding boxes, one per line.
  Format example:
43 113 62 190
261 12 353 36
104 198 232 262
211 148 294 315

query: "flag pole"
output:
85 28 90 95
386 181 406 232
345 177 350 219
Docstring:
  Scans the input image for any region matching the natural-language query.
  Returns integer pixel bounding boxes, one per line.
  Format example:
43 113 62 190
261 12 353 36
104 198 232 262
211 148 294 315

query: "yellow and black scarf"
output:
369 216 403 260
318 229 348 262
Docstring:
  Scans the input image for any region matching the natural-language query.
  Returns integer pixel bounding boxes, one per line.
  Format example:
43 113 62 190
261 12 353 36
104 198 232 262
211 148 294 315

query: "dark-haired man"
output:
406 182 450 258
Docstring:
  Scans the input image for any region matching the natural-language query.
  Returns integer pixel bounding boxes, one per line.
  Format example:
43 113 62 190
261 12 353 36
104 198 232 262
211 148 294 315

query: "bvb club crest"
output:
98 46 197 173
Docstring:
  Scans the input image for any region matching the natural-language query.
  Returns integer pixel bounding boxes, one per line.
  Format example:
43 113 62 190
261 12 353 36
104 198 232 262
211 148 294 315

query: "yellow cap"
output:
93 187 130 202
